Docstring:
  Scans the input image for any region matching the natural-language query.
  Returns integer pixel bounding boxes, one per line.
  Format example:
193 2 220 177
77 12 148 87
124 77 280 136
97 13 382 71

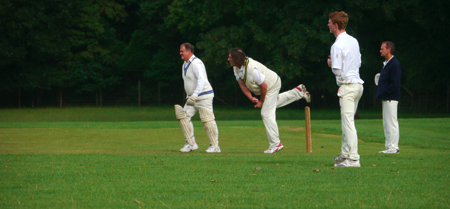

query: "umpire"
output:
376 41 401 154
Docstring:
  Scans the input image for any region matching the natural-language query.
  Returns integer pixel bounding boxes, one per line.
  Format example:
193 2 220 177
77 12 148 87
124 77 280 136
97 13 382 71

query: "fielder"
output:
327 11 364 167
228 48 311 154
176 43 220 153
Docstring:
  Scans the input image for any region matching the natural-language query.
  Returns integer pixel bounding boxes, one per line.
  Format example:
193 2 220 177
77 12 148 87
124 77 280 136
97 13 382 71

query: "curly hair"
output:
229 48 247 67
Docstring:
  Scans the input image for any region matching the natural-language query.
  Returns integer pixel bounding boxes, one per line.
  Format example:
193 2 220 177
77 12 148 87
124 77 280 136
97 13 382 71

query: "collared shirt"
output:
233 65 266 85
330 32 364 86
383 55 395 68
183 54 206 97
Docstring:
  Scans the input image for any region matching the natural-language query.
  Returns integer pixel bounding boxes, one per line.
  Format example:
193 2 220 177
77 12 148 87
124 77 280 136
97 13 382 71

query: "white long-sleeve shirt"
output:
330 32 364 86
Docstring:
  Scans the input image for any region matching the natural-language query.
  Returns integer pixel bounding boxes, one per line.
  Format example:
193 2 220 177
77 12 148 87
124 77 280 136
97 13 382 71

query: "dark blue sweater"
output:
376 56 401 101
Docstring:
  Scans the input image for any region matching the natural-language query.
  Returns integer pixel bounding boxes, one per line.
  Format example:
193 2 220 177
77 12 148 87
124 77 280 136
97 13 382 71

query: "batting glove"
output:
186 95 197 106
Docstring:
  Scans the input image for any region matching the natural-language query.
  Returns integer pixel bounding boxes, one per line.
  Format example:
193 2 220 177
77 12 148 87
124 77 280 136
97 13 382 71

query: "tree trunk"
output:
36 89 42 107
32 89 35 108
158 82 161 105
402 86 414 109
447 82 449 113
18 87 21 108
373 88 377 108
138 80 141 107
100 89 103 107
235 86 238 106
59 87 63 108
96 91 99 107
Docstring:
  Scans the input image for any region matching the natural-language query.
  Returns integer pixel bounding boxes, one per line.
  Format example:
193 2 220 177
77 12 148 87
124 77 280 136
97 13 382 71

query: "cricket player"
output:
327 11 364 167
228 48 311 154
175 43 220 153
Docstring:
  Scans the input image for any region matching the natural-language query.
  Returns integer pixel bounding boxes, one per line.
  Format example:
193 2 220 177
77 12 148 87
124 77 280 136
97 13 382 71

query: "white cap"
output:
374 73 380 86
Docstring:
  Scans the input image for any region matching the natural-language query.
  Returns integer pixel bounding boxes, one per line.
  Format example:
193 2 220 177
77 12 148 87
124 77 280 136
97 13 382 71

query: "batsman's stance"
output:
175 43 220 153
228 48 311 154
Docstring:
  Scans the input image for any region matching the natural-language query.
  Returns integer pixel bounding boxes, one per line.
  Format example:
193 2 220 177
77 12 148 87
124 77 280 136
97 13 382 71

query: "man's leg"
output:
175 104 198 152
338 84 363 161
199 108 220 152
382 100 399 151
196 97 220 152
261 82 283 152
276 83 310 108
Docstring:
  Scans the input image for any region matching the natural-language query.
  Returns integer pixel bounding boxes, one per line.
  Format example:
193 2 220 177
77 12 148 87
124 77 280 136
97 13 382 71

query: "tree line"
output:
1 0 449 112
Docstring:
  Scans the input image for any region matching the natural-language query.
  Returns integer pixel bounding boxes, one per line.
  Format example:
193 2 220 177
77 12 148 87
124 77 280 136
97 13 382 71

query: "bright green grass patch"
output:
1 119 450 208
1 119 449 151
312 118 450 150
2 152 449 208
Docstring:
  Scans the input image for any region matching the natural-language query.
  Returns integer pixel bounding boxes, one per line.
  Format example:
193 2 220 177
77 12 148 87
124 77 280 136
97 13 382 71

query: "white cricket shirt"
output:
234 66 266 85
330 32 364 86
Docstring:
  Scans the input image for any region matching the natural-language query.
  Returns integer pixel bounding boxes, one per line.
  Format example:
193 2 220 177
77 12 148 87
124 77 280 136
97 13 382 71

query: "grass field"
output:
1 107 449 208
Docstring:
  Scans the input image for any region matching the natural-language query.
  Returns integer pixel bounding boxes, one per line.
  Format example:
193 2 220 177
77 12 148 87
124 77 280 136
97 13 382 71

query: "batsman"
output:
175 43 220 153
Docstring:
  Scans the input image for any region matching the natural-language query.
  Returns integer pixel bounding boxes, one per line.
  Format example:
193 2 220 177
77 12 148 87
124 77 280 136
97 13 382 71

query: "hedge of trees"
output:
1 0 449 112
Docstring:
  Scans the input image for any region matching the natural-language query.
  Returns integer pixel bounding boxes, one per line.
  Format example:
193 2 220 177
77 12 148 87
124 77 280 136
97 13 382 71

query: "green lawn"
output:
0 107 449 208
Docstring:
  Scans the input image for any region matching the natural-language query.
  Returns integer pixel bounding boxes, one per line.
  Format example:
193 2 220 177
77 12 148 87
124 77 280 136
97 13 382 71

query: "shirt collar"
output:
383 55 394 66
335 31 347 41
185 54 196 63
238 58 249 72
239 65 244 72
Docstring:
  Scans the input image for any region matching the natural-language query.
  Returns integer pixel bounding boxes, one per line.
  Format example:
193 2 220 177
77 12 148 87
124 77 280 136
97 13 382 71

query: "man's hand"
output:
186 95 197 106
250 97 259 103
254 101 263 108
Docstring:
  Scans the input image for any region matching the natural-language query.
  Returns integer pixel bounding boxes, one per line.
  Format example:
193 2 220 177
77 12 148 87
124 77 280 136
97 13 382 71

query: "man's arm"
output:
330 46 343 76
254 81 267 108
192 62 206 97
237 79 258 103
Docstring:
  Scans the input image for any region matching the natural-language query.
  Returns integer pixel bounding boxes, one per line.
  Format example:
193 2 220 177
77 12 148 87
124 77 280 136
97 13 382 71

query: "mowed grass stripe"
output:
1 150 449 208
0 124 327 154
1 119 449 153
1 118 449 208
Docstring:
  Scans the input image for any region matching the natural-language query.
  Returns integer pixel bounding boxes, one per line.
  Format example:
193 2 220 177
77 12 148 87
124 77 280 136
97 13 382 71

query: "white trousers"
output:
261 79 308 148
382 100 399 150
338 84 363 160
183 97 219 144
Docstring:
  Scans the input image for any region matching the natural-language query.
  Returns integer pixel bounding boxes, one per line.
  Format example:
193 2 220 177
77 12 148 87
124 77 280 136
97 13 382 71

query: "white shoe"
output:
206 146 221 153
180 142 198 152
335 159 361 167
296 84 311 103
264 143 284 154
333 156 346 164
304 91 311 103
379 149 399 154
